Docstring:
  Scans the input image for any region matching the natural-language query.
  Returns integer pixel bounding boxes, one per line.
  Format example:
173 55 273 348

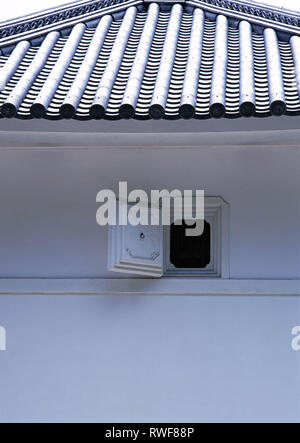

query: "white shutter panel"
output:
108 203 163 277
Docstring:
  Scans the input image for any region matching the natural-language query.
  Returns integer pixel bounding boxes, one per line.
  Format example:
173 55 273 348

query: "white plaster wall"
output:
0 293 300 423
0 124 299 422
0 145 299 278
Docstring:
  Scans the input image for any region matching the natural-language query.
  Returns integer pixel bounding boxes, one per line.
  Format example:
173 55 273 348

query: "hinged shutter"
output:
108 203 163 277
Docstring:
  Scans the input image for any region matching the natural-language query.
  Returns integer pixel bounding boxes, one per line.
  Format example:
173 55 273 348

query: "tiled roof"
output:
0 1 300 120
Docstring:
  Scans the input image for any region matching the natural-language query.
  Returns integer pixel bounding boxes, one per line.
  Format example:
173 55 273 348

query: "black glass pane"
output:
170 220 211 268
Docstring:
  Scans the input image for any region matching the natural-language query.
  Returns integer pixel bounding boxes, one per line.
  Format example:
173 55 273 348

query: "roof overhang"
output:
1 0 300 121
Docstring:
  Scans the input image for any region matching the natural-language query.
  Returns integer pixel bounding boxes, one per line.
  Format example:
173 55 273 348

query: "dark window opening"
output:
170 220 211 268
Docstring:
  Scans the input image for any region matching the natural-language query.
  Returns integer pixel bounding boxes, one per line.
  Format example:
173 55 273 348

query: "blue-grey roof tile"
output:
0 1 300 120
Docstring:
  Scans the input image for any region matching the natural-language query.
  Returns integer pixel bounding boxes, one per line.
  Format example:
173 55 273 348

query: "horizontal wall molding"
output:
0 278 299 295
0 129 300 149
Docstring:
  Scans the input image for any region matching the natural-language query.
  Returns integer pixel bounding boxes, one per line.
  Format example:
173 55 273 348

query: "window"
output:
164 197 229 278
170 220 211 269
108 197 229 278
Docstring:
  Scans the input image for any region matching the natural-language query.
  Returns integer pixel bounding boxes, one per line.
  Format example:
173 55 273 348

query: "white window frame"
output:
163 196 229 278
108 196 229 278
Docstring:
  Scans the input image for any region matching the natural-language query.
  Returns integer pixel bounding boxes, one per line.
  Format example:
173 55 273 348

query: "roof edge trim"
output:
0 1 92 27
0 0 139 48
1 0 300 49
186 0 300 35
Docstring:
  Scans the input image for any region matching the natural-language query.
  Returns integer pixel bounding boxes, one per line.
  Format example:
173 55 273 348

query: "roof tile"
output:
0 1 300 119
